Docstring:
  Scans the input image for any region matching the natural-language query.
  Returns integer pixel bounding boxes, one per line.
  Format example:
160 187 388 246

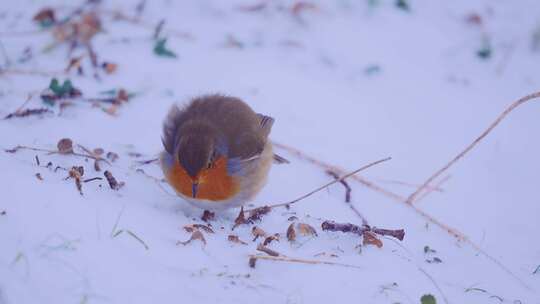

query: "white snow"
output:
1 1 539 303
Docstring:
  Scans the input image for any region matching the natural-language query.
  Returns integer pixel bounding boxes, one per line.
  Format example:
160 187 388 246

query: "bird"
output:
160 94 277 210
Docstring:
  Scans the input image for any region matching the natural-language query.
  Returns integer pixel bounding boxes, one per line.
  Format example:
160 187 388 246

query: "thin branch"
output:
4 145 111 165
248 254 363 269
414 175 451 204
326 170 369 225
261 157 391 210
274 93 540 292
406 91 540 205
273 142 406 202
377 179 444 192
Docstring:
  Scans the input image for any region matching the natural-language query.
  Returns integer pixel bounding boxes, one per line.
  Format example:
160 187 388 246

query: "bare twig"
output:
256 243 280 257
135 157 159 165
406 91 540 205
327 169 369 226
248 254 363 269
274 139 533 290
83 177 102 183
273 142 406 202
326 170 352 202
4 145 111 165
321 220 405 241
414 175 451 203
4 108 52 119
377 179 444 192
259 157 391 210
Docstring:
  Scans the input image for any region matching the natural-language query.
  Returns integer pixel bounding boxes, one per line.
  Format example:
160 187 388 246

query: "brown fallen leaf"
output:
106 152 119 162
247 205 271 222
183 224 214 234
297 223 318 237
177 230 206 246
363 231 383 248
252 226 266 241
104 170 124 190
102 62 118 74
228 235 248 245
263 234 280 246
65 56 84 73
33 8 55 25
291 1 317 17
232 206 246 230
286 223 296 242
67 166 84 195
93 148 104 155
201 210 215 222
57 138 73 154
249 256 257 268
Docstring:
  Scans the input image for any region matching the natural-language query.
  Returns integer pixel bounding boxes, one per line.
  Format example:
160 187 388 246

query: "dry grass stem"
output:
406 91 540 205
248 254 363 269
262 157 391 210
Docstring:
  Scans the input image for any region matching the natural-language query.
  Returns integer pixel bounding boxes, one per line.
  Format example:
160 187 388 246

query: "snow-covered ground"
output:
1 1 539 303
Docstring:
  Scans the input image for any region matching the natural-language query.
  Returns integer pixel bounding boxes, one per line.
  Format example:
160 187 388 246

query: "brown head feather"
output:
161 94 274 177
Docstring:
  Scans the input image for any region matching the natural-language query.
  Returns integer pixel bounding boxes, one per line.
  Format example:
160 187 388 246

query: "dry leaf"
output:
33 8 55 26
228 235 248 245
177 230 206 246
291 1 317 17
286 223 296 242
252 226 266 241
263 234 280 246
117 89 129 103
93 148 104 155
232 206 246 230
65 56 84 72
183 224 214 234
363 231 383 248
104 170 124 190
249 256 257 268
106 152 119 162
201 210 215 222
35 173 43 180
77 13 101 42
246 205 271 222
67 166 84 195
57 138 73 154
102 62 118 74
297 223 318 237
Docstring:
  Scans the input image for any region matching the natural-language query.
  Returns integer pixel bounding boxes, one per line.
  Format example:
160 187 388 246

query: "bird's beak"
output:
191 182 198 198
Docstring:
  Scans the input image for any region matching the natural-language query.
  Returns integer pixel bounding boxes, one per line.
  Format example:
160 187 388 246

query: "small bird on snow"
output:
160 94 279 210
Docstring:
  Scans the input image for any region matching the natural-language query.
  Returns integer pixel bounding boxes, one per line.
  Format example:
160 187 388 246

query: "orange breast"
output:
166 156 240 202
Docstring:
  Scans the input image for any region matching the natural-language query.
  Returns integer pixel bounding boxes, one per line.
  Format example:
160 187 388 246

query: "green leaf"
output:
153 38 177 58
420 294 436 304
49 78 74 96
49 78 61 95
62 80 73 94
